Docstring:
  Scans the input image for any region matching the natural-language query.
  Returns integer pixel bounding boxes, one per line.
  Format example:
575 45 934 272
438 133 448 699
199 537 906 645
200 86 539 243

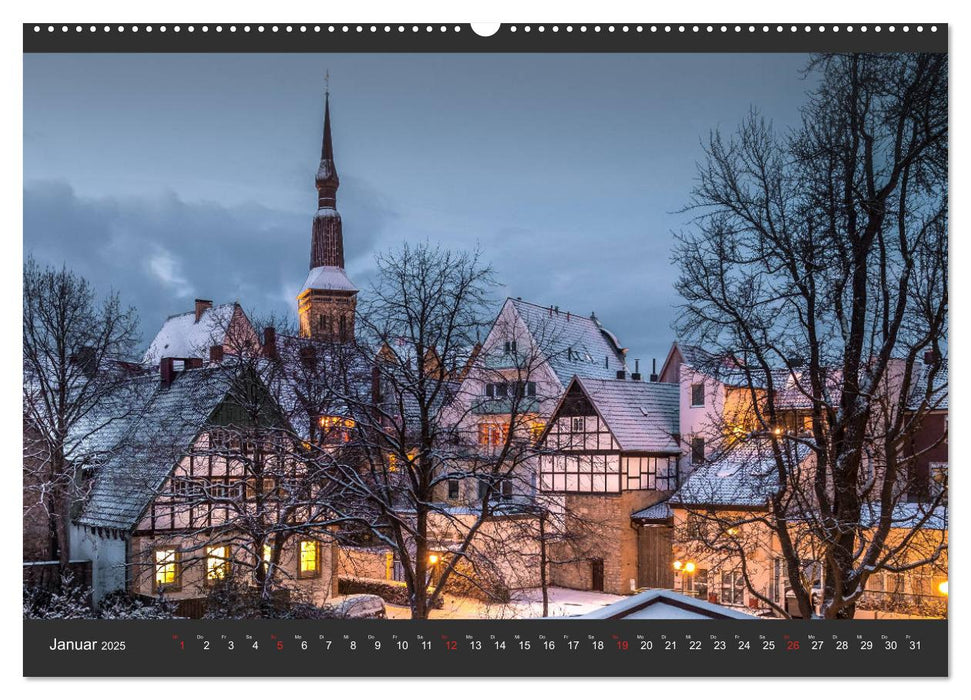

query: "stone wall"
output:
549 490 669 595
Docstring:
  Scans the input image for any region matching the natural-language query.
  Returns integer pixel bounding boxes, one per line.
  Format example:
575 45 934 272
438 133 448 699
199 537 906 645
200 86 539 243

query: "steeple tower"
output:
298 82 358 342
311 88 343 268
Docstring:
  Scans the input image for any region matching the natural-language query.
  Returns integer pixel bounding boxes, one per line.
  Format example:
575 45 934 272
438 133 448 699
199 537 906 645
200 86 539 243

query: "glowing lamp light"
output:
684 562 697 574
938 580 948 596
673 560 683 571
727 527 738 536
773 427 783 436
428 554 440 565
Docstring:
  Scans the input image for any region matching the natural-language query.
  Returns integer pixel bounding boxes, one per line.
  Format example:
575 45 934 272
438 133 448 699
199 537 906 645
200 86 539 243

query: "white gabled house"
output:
442 297 630 503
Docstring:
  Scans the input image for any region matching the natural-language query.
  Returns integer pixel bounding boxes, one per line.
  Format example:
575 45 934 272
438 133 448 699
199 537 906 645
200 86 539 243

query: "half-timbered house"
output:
536 375 680 595
71 359 338 609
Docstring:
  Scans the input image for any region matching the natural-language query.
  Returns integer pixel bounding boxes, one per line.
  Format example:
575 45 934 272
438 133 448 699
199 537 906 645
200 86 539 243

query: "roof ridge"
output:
163 302 236 322
508 296 597 324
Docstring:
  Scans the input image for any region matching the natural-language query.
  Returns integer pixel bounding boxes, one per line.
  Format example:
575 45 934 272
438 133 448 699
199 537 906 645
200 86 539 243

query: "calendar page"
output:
21 21 948 678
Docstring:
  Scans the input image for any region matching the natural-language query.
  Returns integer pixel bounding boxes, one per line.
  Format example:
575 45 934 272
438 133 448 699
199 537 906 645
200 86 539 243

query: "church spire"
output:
310 80 344 269
315 82 339 210
299 77 357 343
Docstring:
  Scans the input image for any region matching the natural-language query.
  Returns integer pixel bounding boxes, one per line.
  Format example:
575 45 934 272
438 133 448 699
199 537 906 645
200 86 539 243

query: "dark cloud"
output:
24 179 396 351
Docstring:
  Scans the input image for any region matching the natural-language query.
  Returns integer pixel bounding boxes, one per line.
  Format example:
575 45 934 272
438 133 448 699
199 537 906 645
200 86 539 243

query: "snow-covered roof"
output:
262 334 372 441
570 376 680 453
670 440 812 509
631 500 673 523
676 344 772 388
77 367 237 531
66 372 159 466
302 265 358 293
579 589 756 620
908 360 948 412
507 298 628 386
858 501 947 531
142 303 241 365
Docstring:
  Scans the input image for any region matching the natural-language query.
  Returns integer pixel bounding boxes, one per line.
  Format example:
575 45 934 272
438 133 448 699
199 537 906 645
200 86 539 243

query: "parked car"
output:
325 594 387 619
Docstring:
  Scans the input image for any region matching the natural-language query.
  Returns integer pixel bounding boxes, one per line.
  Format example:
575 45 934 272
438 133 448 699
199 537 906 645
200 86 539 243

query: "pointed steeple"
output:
309 80 345 270
315 86 340 209
299 79 357 343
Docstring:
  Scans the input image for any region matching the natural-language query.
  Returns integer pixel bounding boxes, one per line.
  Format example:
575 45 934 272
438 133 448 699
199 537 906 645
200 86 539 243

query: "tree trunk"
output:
539 512 549 618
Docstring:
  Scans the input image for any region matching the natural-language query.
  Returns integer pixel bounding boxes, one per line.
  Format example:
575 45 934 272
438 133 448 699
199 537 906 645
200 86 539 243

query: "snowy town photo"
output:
23 52 947 622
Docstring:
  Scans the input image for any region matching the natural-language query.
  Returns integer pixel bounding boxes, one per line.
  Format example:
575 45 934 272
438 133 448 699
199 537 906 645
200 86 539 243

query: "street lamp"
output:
428 553 440 566
673 560 696 594
938 580 948 596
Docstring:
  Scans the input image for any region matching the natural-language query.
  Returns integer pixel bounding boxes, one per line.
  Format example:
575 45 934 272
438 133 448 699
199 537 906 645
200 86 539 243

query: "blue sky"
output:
24 52 812 364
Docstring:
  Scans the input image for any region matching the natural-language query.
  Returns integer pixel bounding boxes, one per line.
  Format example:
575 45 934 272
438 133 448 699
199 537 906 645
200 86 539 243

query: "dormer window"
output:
503 340 517 354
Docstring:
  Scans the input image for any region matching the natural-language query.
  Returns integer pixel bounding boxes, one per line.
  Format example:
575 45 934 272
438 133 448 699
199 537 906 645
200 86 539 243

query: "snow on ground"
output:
384 586 624 619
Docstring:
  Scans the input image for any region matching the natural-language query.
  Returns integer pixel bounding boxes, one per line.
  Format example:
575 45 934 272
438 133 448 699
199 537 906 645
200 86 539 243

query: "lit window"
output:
262 544 272 565
206 545 231 581
154 548 179 591
318 416 355 445
691 383 705 407
478 423 508 447
530 420 546 443
299 540 320 579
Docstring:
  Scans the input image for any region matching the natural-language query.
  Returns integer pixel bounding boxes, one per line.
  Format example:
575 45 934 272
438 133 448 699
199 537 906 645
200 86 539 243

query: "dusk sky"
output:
24 52 812 365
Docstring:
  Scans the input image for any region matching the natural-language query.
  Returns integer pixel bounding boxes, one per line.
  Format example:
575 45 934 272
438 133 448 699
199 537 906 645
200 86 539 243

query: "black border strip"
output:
24 23 947 53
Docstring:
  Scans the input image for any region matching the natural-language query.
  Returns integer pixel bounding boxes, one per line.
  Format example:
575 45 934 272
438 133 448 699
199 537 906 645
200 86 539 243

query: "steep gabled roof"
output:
569 376 680 453
143 303 244 365
76 367 236 531
670 439 812 509
506 298 628 386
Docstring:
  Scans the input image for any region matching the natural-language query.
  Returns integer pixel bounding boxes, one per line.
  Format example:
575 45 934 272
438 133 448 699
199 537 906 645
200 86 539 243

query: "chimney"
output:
263 326 277 359
185 357 203 370
371 365 383 403
194 299 212 323
160 357 176 387
300 345 317 370
210 345 225 364
616 369 627 380
650 357 659 382
923 349 939 365
72 346 98 378
631 359 642 381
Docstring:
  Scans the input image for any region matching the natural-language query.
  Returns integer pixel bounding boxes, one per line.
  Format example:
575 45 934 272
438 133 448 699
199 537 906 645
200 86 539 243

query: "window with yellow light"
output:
298 539 321 579
154 548 180 591
206 545 231 582
318 415 355 445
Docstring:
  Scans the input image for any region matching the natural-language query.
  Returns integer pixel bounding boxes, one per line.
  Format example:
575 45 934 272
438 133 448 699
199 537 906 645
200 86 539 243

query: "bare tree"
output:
673 53 947 618
23 257 139 569
288 242 554 619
